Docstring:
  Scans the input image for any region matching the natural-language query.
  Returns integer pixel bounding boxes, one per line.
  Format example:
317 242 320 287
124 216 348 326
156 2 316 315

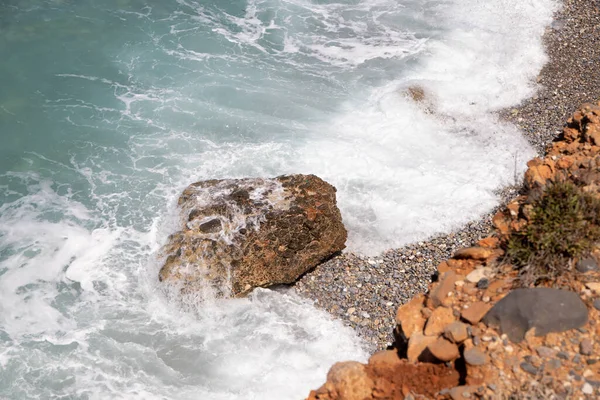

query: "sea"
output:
0 0 558 398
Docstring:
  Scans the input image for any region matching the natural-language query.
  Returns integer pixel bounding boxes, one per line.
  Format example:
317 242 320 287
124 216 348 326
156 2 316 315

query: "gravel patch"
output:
295 0 600 351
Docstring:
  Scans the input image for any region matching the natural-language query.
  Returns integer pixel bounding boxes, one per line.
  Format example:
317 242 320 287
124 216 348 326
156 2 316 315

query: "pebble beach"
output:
295 0 600 351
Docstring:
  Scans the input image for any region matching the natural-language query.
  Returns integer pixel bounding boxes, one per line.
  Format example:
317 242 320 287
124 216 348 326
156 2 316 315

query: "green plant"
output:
506 181 600 284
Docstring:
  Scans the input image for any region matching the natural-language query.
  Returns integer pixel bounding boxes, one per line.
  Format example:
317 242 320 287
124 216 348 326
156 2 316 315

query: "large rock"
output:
483 288 588 342
159 174 347 297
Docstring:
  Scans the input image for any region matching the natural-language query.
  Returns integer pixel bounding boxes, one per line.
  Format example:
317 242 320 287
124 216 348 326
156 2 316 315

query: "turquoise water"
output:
0 0 556 398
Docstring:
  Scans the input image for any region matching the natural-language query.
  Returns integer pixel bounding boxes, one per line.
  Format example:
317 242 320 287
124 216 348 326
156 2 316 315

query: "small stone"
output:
593 299 600 311
586 379 600 388
577 257 599 273
585 282 600 294
487 384 497 392
444 322 469 343
464 348 487 366
424 307 456 336
476 278 489 289
536 346 556 358
582 383 594 395
557 351 570 360
546 359 561 371
520 362 538 376
466 267 492 284
461 302 491 325
581 339 593 356
453 247 493 260
428 337 460 362
449 386 476 400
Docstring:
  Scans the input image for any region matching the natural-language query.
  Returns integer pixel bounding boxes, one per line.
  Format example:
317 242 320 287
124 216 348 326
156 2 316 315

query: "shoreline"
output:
294 0 600 351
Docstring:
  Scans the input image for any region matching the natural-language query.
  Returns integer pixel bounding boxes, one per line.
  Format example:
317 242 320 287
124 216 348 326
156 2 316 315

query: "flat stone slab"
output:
483 288 588 343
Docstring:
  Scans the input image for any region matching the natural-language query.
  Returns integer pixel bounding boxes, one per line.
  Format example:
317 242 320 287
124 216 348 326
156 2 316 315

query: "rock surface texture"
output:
159 174 347 297
306 104 600 399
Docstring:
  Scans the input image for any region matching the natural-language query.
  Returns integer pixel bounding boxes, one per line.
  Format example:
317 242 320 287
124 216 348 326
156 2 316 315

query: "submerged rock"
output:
159 174 347 297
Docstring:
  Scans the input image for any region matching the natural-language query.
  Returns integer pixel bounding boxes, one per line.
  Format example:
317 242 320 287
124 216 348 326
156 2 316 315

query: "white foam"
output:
290 0 558 254
0 0 560 397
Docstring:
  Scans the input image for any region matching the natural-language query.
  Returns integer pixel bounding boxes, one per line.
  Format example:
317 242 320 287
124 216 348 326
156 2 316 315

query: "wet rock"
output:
159 174 347 297
482 288 588 342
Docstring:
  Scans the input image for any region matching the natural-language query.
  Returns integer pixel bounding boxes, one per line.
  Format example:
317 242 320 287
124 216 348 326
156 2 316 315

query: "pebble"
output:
476 278 489 289
580 338 593 356
593 299 600 311
520 362 538 376
536 346 555 358
464 348 487 366
582 383 593 395
294 217 498 349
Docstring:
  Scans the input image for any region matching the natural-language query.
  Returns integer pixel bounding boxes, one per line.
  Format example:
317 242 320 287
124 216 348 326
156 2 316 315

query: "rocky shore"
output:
295 0 600 351
306 101 600 399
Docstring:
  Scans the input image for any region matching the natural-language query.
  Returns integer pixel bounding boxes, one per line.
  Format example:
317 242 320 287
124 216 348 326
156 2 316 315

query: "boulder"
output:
483 288 588 342
159 174 347 297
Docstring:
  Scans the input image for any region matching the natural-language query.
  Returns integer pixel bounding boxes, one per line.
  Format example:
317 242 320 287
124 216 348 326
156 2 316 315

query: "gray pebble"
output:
520 362 538 376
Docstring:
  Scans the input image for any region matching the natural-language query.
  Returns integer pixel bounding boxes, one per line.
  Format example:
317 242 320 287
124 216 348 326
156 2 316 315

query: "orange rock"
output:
506 201 520 217
557 156 574 169
368 350 402 368
428 337 460 362
453 247 493 261
444 322 469 343
437 261 451 274
461 302 491 325
395 294 426 338
314 361 374 400
477 236 500 249
425 307 456 336
428 271 457 308
407 332 437 363
524 159 553 188
585 123 600 146
492 211 511 236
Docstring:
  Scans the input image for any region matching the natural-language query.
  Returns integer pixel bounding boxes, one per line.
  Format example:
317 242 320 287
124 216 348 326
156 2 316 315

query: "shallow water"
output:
0 0 557 398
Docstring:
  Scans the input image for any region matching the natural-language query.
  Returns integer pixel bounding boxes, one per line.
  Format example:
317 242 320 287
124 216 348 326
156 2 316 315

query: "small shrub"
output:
506 181 600 284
